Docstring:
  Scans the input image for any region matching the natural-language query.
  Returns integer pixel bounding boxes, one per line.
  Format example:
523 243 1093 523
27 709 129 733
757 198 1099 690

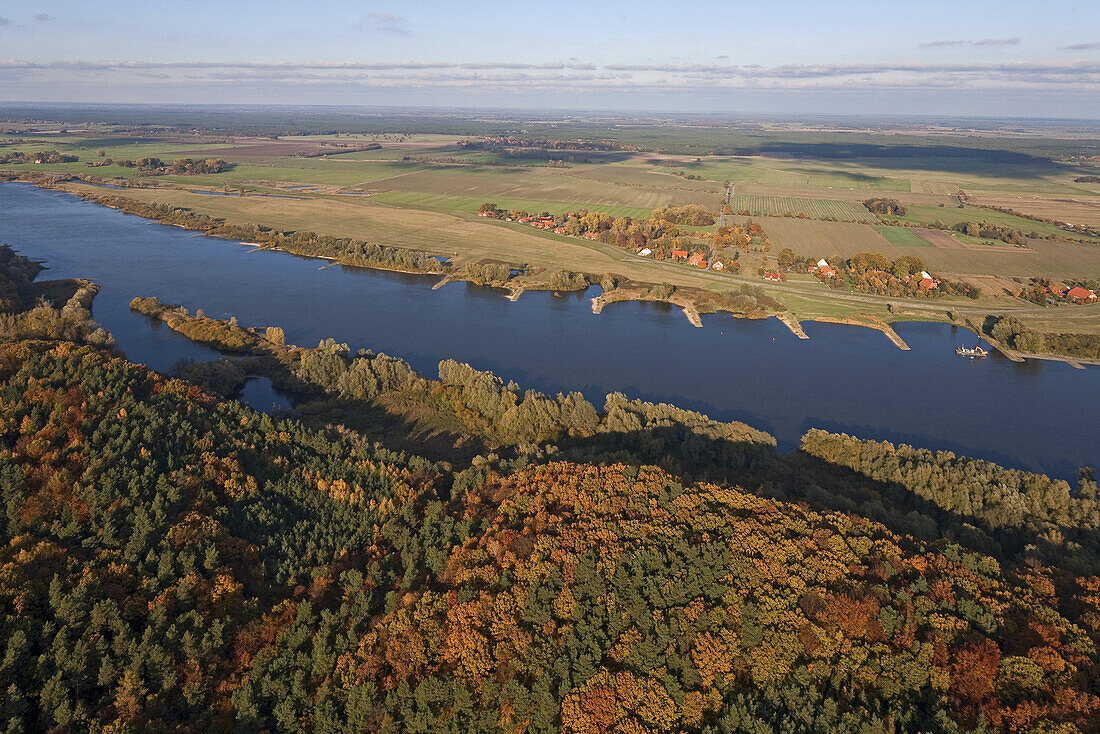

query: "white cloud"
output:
3 57 1099 96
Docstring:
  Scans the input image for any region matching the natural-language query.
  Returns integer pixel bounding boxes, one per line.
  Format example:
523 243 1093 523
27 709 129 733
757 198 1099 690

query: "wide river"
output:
2 182 1097 479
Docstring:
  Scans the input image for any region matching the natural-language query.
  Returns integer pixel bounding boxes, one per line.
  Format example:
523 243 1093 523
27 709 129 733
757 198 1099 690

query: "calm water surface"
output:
2 182 1097 479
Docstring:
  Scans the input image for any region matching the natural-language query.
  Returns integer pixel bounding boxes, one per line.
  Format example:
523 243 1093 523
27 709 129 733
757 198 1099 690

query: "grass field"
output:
881 204 1089 238
372 190 654 218
872 226 933 248
729 193 879 222
966 193 1100 228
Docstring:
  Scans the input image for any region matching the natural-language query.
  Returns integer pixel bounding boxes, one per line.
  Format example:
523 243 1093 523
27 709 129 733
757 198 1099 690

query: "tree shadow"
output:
555 426 1100 574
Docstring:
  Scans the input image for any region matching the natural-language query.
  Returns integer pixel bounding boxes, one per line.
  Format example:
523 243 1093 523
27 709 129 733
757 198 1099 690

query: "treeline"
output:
1075 175 1100 183
82 193 445 273
985 314 1100 359
169 157 233 174
131 296 282 353
293 142 381 157
116 156 167 170
129 299 776 460
822 251 978 299
864 197 907 216
800 429 1099 535
0 150 78 164
952 221 1029 246
651 204 715 226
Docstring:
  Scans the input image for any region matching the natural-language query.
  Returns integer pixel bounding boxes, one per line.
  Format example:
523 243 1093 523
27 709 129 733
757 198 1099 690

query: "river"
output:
2 181 1097 479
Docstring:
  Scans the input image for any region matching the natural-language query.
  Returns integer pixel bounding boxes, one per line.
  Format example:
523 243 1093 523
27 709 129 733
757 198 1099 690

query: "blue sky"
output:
2 0 1100 117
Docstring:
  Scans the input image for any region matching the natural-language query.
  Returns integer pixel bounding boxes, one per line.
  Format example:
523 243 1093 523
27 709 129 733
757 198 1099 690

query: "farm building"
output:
1065 286 1097 304
636 247 652 256
764 273 782 281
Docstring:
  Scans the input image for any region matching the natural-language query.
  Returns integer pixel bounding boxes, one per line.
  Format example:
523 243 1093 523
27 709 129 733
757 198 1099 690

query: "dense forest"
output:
2 339 1099 732
2 251 1100 730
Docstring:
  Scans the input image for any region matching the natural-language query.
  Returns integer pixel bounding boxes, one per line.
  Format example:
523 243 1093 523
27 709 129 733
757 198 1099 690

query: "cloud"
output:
366 12 410 35
973 37 1021 46
920 37 1021 48
4 57 1099 96
35 13 54 21
1062 41 1100 51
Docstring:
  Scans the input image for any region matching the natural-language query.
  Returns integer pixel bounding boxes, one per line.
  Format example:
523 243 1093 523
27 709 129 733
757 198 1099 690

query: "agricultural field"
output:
373 190 653 219
966 193 1100 228
879 203 1091 238
4 122 1100 338
872 226 933 248
729 193 879 222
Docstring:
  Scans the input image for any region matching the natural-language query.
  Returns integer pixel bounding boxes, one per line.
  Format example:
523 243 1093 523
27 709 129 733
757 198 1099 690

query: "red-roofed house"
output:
919 278 937 290
1066 286 1097 304
688 252 708 268
553 226 567 234
764 272 782 281
671 250 689 260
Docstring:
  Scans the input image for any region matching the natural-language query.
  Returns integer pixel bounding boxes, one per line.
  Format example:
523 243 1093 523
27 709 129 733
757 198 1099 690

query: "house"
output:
764 272 782 281
712 261 725 271
688 253 708 268
671 250 689 260
636 247 652 256
1066 286 1097 304
553 226 568 234
478 210 492 217
819 265 838 278
918 278 937 290
583 232 600 241
816 258 830 269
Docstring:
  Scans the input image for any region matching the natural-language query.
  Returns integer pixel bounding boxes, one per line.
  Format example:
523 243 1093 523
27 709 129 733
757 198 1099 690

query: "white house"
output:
712 261 725 271
637 247 652 256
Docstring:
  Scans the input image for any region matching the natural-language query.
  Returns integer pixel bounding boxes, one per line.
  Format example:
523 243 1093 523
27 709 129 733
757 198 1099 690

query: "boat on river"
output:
956 344 989 358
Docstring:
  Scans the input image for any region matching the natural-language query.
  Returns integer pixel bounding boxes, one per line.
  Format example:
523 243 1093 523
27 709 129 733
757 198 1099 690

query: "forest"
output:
2 338 1099 732
1 248 1099 731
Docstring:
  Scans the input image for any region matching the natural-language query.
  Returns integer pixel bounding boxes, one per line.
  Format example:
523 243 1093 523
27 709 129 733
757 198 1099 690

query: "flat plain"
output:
4 122 1099 335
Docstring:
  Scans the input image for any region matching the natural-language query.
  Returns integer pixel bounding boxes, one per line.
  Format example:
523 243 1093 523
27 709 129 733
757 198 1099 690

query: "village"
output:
475 202 970 297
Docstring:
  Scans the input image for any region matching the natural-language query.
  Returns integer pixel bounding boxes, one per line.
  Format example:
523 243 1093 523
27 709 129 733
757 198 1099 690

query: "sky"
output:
2 0 1100 118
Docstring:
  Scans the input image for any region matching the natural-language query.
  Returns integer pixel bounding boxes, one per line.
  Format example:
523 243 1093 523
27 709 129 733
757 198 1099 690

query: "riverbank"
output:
3 174 1097 363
